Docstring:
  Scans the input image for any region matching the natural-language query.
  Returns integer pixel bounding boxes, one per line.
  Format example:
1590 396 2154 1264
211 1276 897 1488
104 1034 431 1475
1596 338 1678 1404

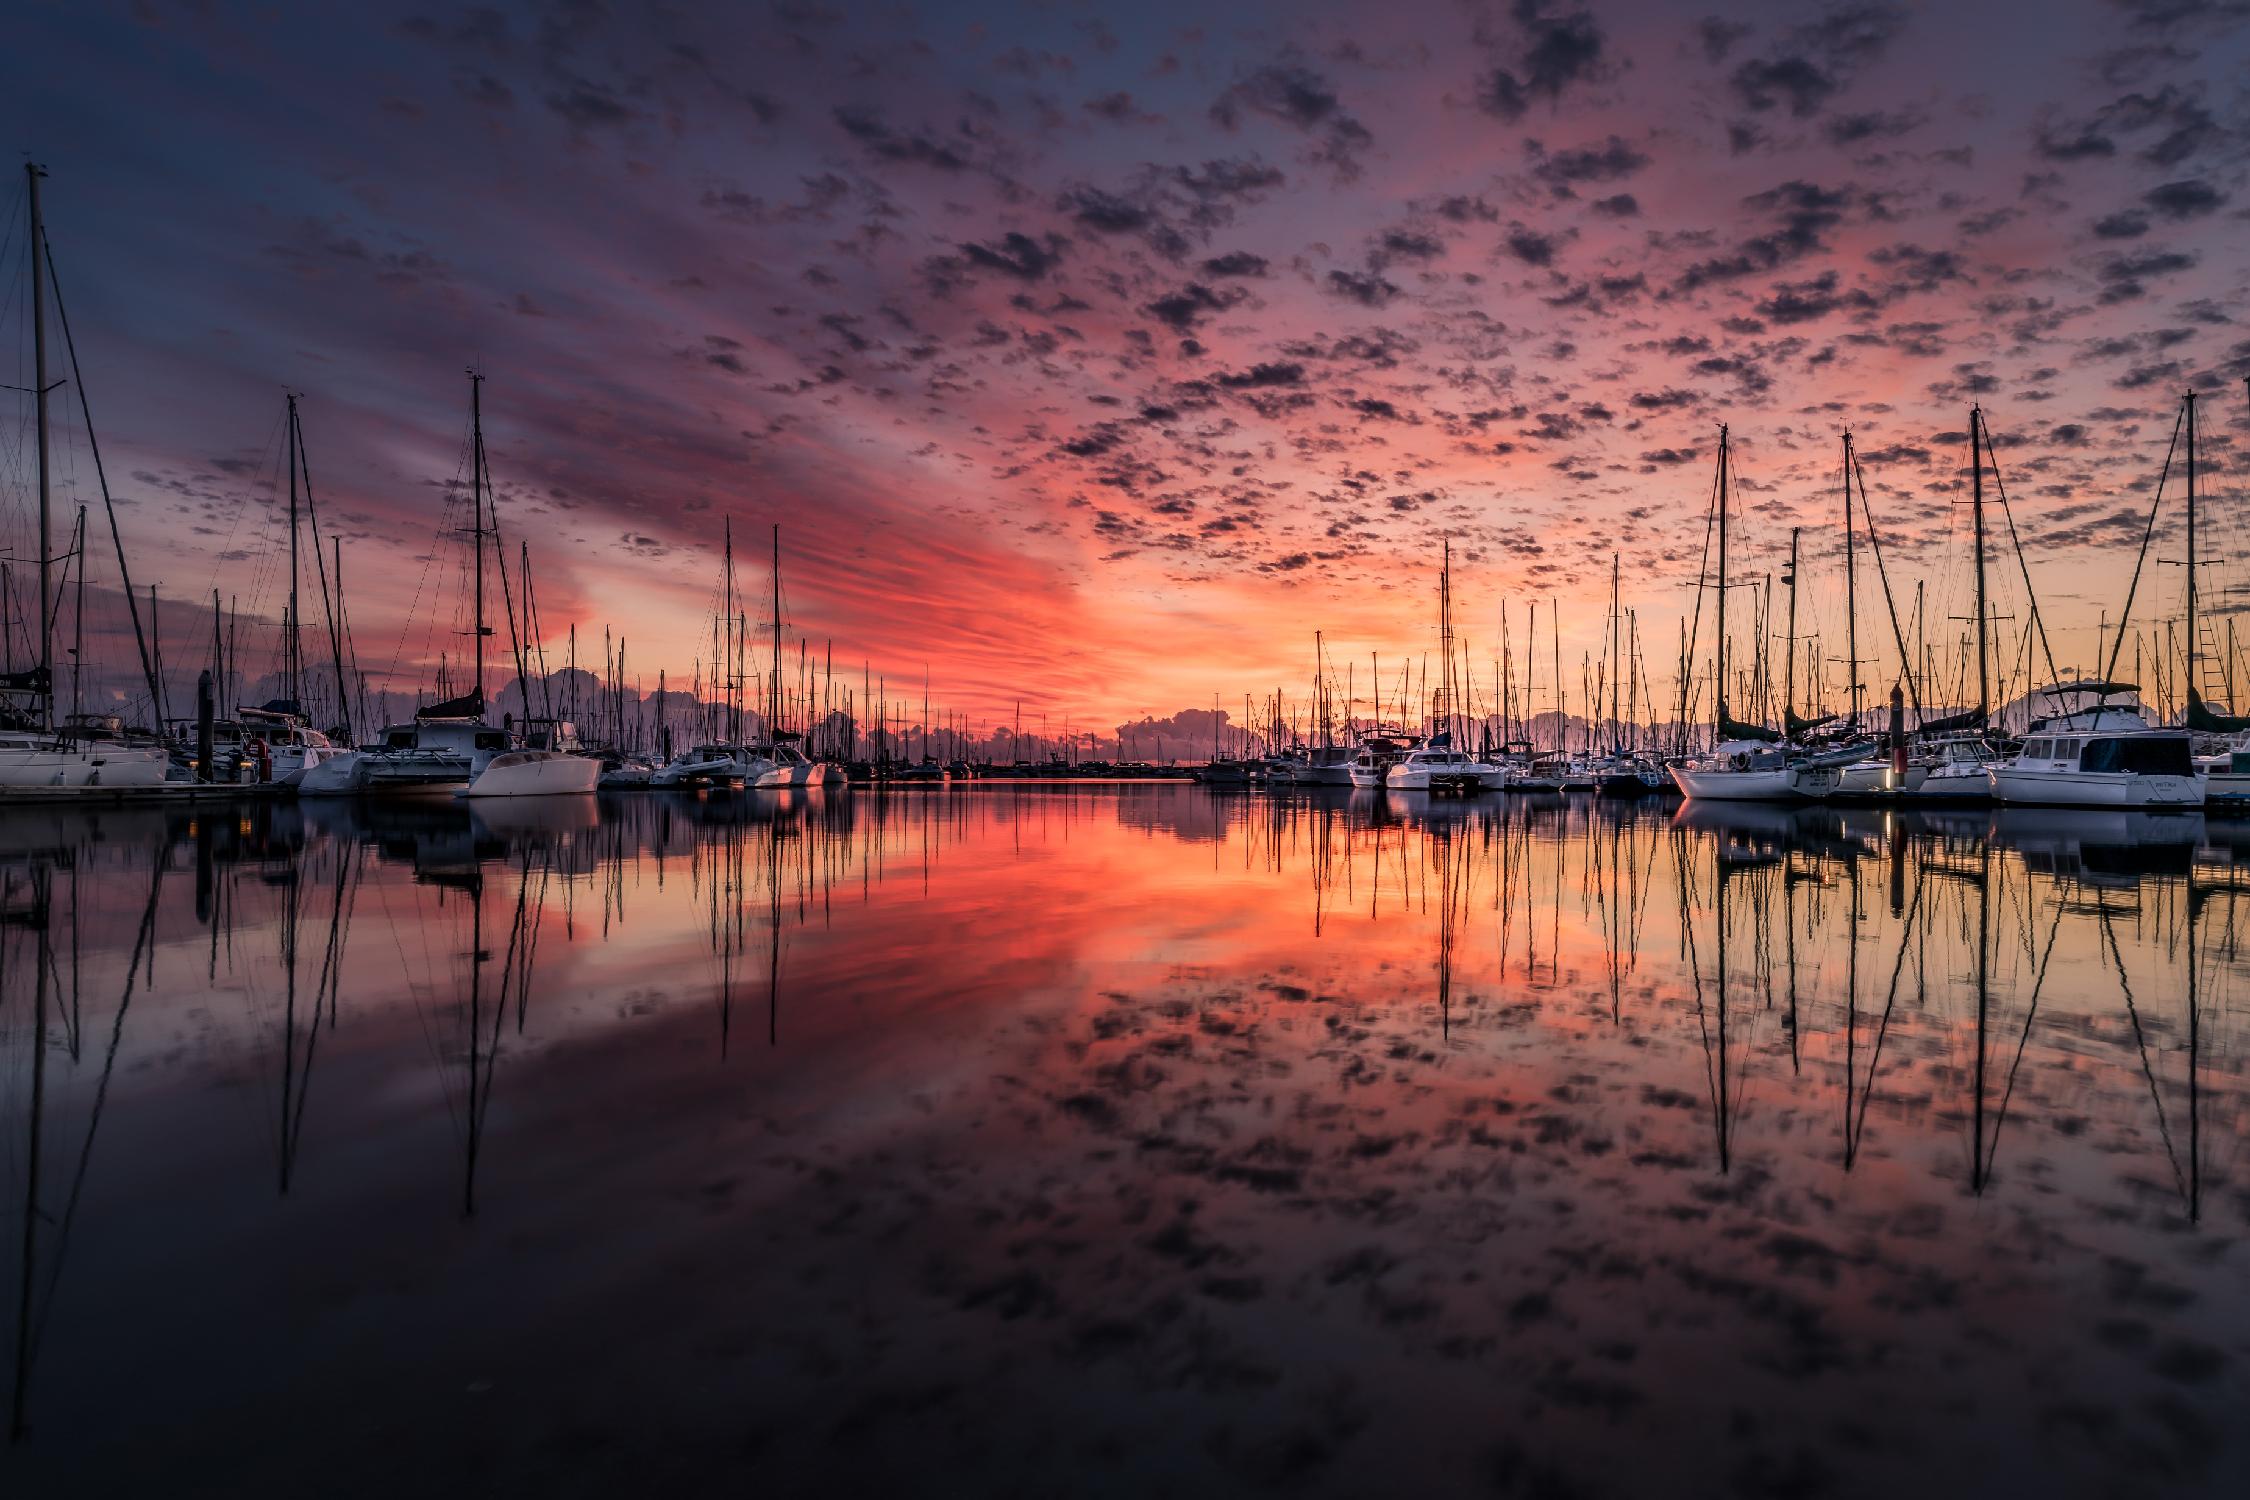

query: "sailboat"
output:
1386 538 1500 793
1991 395 2202 808
0 165 170 793
1670 428 1838 802
651 519 775 789
1912 408 2006 800
752 528 821 790
237 393 349 788
1296 632 1356 787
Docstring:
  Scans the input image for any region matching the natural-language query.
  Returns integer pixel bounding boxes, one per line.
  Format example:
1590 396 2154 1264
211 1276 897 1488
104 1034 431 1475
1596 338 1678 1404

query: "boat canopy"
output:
1916 706 1985 736
1717 708 1781 744
2186 688 2250 734
1784 709 1837 736
417 687 485 721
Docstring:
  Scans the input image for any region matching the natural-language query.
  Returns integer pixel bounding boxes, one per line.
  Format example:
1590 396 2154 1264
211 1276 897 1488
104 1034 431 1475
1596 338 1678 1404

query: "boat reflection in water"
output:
3 787 2244 1491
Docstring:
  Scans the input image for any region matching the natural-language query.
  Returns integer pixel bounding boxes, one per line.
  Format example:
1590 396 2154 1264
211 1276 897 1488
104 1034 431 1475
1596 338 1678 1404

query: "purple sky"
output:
5 0 2249 732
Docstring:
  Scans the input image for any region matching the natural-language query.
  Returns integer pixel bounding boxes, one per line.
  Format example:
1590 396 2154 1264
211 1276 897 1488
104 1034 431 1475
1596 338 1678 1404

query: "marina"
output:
9 2 2250 1493
3 785 2246 1492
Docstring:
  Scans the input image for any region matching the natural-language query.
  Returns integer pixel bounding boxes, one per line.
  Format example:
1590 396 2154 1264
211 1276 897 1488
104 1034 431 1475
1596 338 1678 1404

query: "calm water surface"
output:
3 787 2246 1496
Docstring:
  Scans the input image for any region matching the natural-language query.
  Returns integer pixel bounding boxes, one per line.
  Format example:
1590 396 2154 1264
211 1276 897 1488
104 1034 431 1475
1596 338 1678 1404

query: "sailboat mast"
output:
1971 406 1990 724
1715 425 1730 735
468 371 487 700
771 525 782 734
1784 526 1800 733
1609 552 1621 751
28 164 53 729
2185 390 2199 713
1842 432 1859 727
287 392 302 707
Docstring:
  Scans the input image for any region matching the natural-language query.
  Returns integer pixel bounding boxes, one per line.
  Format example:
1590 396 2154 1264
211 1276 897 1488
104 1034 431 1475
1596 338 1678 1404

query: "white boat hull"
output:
461 751 600 798
1990 768 2204 808
1669 765 1804 801
1916 765 1993 800
0 742 170 791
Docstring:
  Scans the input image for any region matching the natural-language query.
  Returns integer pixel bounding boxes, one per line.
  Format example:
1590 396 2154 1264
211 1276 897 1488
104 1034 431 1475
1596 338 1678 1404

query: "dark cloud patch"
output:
2092 211 2151 239
2143 178 2226 219
1676 180 1859 290
1590 193 1639 217
834 105 972 171
1173 158 1286 202
1629 388 1700 411
1505 227 1559 266
1532 135 1651 194
1062 186 1152 233
1143 282 1246 332
2096 248 2197 303
1756 269 1877 324
1214 362 1306 389
2038 85 2220 169
1326 268 1402 306
1824 109 1923 145
547 78 634 130
1210 64 1373 179
1476 1 1607 123
1201 250 1270 278
1375 228 1446 264
966 233 1064 280
1868 243 1966 293
1728 3 1907 120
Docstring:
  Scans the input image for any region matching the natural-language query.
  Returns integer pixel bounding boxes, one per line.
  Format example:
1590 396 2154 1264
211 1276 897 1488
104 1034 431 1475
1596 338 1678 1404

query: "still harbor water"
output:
3 787 2246 1497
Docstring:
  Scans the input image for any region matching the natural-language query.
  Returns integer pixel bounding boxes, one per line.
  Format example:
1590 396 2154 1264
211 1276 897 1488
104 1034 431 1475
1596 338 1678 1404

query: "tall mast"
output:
1842 432 1859 727
722 519 735 741
468 370 487 700
286 392 303 707
1609 551 1621 751
771 524 782 734
1971 406 1990 724
1715 425 1730 736
2185 390 2199 714
1784 526 1800 732
28 164 53 729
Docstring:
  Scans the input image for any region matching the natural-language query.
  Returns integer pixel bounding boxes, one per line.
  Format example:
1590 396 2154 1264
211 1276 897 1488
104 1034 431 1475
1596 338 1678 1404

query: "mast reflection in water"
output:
3 788 2245 1492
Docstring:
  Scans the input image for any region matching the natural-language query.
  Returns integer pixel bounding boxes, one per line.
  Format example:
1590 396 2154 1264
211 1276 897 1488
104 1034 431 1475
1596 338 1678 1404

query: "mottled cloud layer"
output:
5 0 2249 727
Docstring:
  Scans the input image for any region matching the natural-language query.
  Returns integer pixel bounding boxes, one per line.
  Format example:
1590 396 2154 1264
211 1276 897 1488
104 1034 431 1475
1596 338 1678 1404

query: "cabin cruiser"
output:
461 718 599 798
1292 744 1357 788
1669 738 1856 802
300 703 510 797
1990 683 2200 807
238 702 345 787
894 756 949 784
2198 744 2250 811
1913 734 2002 801
1385 736 1495 792
651 742 772 788
1195 757 1253 786
753 738 821 789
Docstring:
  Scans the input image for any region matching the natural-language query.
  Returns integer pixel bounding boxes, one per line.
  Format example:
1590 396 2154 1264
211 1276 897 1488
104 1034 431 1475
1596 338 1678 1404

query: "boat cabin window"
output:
475 730 509 751
2078 736 2191 776
2022 739 2048 759
385 728 418 749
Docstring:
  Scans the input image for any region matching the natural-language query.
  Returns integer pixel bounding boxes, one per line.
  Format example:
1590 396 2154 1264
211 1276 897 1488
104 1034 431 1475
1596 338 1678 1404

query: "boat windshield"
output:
2078 737 2191 776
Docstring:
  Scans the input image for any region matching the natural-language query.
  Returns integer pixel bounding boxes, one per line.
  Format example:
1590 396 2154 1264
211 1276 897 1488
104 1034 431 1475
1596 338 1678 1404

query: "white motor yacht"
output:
1384 739 1494 792
1296 744 1357 788
1989 683 2200 808
753 740 820 789
651 743 771 788
461 718 599 798
1914 735 2001 801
